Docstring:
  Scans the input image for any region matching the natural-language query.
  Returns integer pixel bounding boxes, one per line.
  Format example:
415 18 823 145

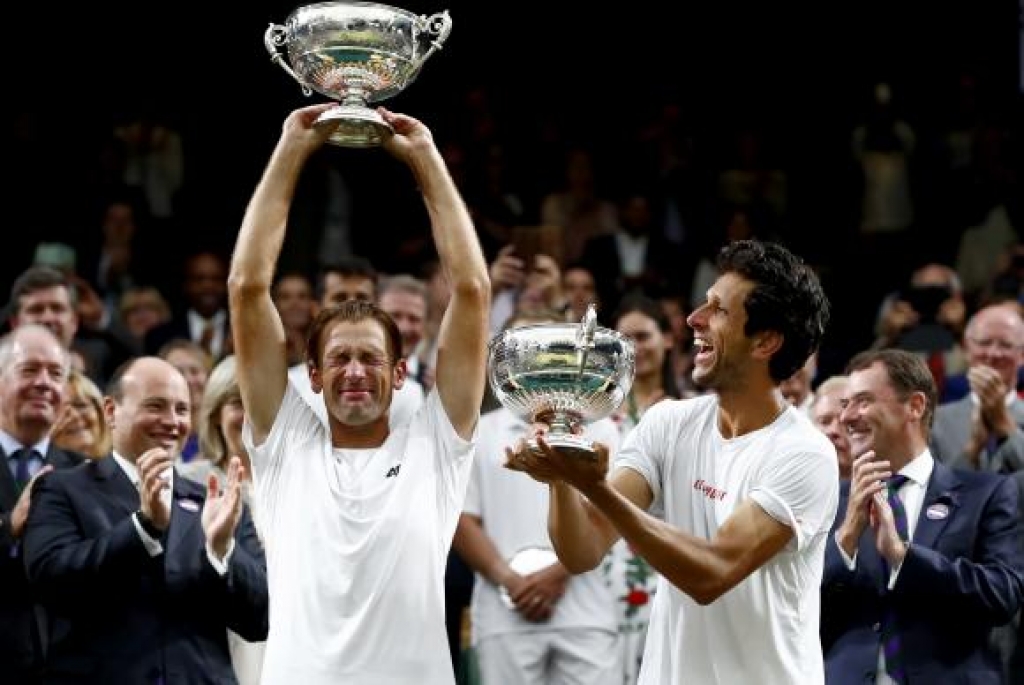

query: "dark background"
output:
4 0 1022 304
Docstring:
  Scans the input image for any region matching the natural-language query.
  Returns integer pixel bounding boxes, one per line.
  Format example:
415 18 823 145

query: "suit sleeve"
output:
194 507 269 642
22 472 158 607
989 431 1024 474
892 476 1024 624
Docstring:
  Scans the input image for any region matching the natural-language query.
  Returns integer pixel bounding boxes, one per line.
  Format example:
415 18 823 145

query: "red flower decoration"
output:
625 589 649 606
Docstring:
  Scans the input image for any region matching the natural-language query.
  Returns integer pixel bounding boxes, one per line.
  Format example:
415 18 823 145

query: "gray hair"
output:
0 324 71 375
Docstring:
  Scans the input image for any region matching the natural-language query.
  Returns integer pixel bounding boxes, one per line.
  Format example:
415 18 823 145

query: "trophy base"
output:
528 434 597 461
315 105 393 148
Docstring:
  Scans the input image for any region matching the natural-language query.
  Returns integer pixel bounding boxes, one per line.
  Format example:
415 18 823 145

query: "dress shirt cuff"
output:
206 539 236 576
834 531 857 570
132 513 164 557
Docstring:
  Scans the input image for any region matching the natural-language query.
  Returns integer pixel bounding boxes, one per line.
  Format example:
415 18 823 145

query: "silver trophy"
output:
488 305 635 460
265 2 453 147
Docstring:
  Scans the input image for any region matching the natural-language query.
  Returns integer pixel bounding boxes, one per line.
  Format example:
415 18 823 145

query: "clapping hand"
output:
202 456 245 561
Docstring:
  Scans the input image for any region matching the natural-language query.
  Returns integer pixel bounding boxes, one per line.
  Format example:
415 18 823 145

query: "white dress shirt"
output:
835 448 934 684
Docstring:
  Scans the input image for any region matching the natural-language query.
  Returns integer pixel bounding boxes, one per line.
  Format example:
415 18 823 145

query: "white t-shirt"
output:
615 395 839 685
287 362 424 430
243 380 476 685
464 408 621 643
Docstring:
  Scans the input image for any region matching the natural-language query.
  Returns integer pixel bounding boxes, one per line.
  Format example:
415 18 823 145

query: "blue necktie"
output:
881 474 910 684
10 448 34 493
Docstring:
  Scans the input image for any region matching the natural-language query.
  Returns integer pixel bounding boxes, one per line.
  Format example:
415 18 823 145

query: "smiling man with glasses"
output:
931 302 1024 474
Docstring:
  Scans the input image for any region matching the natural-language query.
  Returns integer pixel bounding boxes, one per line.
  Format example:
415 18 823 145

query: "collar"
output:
0 430 50 458
111 451 141 487
897 447 934 488
187 308 226 330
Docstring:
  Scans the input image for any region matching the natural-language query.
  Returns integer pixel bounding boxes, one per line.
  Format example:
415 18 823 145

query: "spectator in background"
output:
0 324 84 685
51 369 112 460
930 303 1024 473
158 338 212 463
809 375 852 480
780 351 818 416
271 272 317 367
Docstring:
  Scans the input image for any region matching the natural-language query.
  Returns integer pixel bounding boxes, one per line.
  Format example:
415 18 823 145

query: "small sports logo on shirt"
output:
385 464 401 479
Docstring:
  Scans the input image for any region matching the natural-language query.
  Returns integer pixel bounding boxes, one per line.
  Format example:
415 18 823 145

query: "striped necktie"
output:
881 474 910 684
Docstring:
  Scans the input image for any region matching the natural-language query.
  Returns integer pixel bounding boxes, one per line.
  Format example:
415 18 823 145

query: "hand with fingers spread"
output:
835 450 891 557
10 465 54 538
137 448 174 531
202 456 246 561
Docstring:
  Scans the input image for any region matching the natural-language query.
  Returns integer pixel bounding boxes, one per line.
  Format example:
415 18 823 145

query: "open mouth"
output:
693 337 714 363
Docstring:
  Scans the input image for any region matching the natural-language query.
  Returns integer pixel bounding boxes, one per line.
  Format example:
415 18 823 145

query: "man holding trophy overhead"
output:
228 98 490 685
506 240 839 685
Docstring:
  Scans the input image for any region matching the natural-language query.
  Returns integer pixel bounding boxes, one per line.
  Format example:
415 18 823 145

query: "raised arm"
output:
379 109 490 440
228 104 339 444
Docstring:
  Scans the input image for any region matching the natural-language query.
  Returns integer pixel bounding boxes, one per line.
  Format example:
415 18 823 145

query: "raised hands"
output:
202 456 246 561
836 450 890 557
137 447 174 531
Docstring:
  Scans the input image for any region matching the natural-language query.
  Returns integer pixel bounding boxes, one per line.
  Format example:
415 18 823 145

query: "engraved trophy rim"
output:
285 0 421 24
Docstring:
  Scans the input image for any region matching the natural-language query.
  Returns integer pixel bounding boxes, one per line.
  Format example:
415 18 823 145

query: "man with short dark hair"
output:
229 103 490 685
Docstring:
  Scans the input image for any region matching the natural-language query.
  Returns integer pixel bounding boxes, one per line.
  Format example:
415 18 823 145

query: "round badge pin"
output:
925 503 949 520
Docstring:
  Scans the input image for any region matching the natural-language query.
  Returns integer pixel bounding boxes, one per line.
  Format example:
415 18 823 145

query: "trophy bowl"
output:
265 2 453 147
488 306 635 460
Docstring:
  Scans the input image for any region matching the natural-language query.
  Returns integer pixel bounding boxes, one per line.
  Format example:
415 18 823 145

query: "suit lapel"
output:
911 462 962 549
165 473 203 559
90 456 141 518
0 448 18 509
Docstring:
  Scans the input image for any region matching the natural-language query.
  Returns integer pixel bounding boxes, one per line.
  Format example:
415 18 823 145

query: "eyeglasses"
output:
966 337 1023 353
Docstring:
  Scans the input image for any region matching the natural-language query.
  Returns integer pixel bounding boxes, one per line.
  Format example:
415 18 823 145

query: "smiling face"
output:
686 272 758 392
107 358 191 461
617 309 670 381
811 387 852 478
311 318 405 428
0 326 69 443
840 361 913 460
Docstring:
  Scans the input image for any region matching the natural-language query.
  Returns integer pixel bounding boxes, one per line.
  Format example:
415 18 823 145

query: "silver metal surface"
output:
264 2 452 146
488 305 635 458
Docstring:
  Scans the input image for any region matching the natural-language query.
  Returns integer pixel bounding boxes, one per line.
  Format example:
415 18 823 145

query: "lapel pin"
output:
925 503 949 520
178 499 200 512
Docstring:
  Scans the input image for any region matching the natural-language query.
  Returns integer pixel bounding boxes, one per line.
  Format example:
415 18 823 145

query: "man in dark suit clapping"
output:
0 324 84 685
23 356 267 685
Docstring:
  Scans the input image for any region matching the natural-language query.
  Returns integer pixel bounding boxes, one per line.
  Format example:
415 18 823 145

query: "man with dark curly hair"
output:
508 239 837 685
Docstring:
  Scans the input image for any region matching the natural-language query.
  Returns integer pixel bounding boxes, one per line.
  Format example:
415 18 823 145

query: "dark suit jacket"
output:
821 463 1024 685
579 232 683 322
0 445 84 685
143 310 231 361
22 457 268 685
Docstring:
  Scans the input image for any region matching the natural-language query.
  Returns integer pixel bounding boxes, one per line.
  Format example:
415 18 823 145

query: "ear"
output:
393 358 408 391
308 359 323 395
103 396 116 428
751 330 784 361
907 390 928 424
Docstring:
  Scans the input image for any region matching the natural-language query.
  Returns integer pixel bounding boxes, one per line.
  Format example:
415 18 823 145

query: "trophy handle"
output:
407 11 453 82
264 23 312 97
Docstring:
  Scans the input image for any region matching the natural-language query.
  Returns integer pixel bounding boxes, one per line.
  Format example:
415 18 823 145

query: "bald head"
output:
105 356 191 461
